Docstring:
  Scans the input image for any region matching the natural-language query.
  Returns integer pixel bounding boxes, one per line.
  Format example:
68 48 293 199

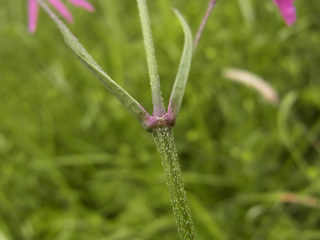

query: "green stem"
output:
137 0 165 116
152 127 197 240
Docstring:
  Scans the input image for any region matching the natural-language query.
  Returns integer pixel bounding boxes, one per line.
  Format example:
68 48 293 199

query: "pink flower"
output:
28 0 94 33
273 0 296 26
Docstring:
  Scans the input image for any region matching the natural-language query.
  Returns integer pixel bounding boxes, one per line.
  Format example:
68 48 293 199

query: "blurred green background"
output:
1 0 320 239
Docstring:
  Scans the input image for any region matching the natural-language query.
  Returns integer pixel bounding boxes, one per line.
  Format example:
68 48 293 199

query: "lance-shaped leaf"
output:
168 9 193 119
37 0 149 126
137 0 165 117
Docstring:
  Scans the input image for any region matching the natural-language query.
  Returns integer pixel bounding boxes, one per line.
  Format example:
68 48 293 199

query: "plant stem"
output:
152 126 197 240
194 0 217 51
137 0 165 116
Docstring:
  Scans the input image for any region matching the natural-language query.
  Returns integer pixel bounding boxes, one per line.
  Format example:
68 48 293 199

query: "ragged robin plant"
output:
27 0 297 239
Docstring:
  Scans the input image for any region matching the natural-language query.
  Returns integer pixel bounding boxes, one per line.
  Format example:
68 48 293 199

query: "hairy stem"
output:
137 0 165 116
152 126 197 240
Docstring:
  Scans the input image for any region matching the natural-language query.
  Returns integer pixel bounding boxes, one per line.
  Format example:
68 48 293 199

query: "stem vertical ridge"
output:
152 127 197 240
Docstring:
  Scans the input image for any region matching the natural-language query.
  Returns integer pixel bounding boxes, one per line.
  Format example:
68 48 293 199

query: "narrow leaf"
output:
137 0 165 116
37 0 149 125
168 9 193 119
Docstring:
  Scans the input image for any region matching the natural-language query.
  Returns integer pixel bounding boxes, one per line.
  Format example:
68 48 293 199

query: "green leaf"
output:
37 0 149 126
137 0 165 116
168 9 193 119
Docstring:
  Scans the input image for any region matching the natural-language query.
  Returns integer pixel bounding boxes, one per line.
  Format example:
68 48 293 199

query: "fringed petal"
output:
48 0 73 22
273 0 296 26
28 0 39 33
69 0 95 12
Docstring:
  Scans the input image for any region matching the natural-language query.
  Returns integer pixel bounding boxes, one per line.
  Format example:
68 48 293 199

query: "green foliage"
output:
1 0 320 239
37 0 149 127
169 9 193 118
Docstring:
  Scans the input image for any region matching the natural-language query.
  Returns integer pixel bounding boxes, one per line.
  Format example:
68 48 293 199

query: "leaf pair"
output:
37 0 193 129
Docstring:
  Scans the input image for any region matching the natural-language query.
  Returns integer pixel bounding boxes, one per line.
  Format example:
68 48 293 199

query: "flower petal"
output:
273 0 296 26
69 0 95 12
48 0 73 23
28 0 39 33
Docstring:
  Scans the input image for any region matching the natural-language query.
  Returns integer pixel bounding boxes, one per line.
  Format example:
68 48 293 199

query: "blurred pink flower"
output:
28 0 94 33
273 0 296 26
